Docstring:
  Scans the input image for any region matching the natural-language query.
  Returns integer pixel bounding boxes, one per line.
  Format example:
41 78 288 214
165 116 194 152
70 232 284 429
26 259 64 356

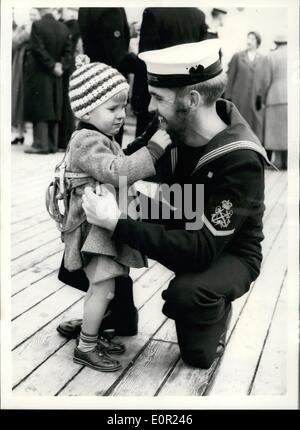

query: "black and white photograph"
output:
1 0 299 410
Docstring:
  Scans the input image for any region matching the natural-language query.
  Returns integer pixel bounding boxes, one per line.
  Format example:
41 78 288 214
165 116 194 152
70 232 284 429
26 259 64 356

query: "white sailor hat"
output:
138 39 223 88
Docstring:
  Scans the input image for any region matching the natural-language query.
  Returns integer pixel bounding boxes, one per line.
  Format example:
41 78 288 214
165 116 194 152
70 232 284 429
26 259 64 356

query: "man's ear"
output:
189 90 204 110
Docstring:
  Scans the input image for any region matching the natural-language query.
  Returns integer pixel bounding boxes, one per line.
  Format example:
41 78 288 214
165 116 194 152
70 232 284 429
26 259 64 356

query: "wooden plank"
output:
11 219 55 246
14 277 171 395
11 212 50 235
207 224 287 395
11 228 59 260
110 341 179 396
12 272 65 320
264 171 284 195
14 333 149 396
11 238 64 276
12 206 49 225
12 286 84 349
12 299 84 388
250 278 287 395
12 251 63 295
262 179 286 227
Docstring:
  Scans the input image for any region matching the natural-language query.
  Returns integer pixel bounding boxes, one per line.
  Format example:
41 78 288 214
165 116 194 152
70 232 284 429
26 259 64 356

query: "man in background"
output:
78 7 130 145
131 7 208 137
58 8 82 150
204 8 227 40
24 8 72 154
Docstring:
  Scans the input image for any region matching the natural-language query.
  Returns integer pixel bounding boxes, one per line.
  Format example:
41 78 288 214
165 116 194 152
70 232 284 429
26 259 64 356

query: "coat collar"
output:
241 50 262 68
170 99 272 175
76 121 112 140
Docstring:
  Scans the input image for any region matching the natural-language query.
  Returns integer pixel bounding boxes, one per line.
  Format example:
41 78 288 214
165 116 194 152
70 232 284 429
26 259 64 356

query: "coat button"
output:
114 30 121 38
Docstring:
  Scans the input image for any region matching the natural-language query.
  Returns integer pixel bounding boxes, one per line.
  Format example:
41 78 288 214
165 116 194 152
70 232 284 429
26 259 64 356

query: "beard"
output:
166 103 190 145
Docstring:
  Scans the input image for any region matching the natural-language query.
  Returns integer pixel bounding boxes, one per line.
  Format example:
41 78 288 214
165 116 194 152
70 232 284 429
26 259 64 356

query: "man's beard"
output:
167 106 190 145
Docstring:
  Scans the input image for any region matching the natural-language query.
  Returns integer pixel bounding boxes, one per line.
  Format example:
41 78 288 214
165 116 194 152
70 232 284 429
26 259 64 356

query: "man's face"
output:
148 86 190 142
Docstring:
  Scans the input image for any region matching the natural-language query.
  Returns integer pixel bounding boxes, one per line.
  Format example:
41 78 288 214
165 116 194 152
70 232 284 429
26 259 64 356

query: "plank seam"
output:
104 317 169 397
202 215 287 396
12 295 85 351
154 354 181 396
12 267 61 297
12 284 67 321
12 338 71 390
247 269 287 395
11 237 61 262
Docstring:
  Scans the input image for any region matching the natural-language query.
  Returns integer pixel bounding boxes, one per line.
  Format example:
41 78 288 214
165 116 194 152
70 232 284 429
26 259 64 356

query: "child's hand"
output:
150 129 172 150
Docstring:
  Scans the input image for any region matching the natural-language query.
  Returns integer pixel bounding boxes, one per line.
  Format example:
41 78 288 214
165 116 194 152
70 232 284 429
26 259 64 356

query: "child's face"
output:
87 94 127 136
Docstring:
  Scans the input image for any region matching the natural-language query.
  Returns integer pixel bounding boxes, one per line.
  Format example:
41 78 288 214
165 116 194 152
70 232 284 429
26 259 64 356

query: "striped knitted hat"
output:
69 54 129 118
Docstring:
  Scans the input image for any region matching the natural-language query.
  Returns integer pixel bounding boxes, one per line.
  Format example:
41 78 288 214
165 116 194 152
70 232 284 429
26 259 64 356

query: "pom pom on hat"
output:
75 54 90 69
69 58 129 118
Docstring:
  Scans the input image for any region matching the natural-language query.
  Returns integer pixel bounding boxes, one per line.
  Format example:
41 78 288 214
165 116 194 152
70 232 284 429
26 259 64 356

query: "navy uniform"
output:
111 41 272 368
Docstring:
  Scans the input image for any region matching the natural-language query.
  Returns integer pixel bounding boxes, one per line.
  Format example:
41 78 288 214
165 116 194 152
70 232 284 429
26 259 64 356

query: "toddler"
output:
53 55 171 372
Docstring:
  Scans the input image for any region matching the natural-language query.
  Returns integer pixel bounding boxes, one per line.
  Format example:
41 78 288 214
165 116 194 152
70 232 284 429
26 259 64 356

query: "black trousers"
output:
33 121 58 153
161 253 254 368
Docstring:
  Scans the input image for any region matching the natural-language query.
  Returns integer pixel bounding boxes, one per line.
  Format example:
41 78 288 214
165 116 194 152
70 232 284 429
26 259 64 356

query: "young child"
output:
57 55 171 372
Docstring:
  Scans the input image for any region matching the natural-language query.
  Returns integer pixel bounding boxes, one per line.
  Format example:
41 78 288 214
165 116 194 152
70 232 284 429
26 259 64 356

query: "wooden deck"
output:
11 134 288 397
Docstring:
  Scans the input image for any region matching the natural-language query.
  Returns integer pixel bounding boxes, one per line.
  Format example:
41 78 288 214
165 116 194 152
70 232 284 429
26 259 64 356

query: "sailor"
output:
80 39 271 369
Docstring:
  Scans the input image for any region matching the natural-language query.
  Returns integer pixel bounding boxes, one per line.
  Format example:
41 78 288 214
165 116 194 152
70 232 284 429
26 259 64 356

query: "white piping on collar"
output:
191 140 272 175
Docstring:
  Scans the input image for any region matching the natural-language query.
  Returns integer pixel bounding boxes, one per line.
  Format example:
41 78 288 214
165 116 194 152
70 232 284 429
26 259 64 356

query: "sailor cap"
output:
138 39 223 88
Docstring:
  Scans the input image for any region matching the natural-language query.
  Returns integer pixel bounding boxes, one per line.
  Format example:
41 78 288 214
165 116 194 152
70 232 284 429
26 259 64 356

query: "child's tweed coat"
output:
63 126 156 273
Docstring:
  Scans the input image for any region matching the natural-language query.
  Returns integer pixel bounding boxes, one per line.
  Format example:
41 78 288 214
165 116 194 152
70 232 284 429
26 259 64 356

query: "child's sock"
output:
77 331 98 352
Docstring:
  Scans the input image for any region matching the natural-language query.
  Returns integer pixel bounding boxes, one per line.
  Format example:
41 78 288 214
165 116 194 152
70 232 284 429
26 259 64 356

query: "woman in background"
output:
11 8 40 145
225 31 265 143
263 33 288 170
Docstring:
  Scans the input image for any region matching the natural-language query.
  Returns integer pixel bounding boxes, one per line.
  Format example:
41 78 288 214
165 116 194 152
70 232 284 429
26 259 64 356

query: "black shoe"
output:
11 137 24 145
57 306 138 339
24 147 49 154
216 304 232 357
57 318 83 339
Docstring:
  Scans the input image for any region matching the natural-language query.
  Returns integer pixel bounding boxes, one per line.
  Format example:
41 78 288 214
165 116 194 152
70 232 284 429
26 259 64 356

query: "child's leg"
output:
78 278 115 352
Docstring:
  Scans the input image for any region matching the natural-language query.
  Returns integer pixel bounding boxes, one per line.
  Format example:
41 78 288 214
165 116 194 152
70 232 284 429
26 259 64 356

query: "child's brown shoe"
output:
73 346 122 372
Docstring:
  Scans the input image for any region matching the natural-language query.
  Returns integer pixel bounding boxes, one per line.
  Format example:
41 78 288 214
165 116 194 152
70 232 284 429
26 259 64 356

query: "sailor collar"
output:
170 99 273 175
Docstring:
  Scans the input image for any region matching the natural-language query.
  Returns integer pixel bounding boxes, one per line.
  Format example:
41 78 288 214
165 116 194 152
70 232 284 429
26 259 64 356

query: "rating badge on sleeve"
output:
211 200 233 229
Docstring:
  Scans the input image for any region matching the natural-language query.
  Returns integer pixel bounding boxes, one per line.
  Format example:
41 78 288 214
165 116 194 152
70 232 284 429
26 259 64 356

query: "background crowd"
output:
11 6 288 169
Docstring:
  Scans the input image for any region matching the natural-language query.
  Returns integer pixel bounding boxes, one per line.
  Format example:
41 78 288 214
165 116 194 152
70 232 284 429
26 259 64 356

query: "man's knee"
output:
162 274 227 324
181 347 215 369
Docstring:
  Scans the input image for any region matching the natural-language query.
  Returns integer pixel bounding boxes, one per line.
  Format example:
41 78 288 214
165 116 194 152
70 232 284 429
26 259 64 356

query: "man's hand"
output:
82 186 121 232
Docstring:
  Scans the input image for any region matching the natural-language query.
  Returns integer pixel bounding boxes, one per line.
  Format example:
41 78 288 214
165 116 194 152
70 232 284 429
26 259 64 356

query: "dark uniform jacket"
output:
131 7 208 116
78 8 130 70
112 99 270 282
24 14 72 122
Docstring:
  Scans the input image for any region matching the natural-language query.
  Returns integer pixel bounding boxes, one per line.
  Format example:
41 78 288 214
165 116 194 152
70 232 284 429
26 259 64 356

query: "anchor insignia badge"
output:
211 200 233 229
